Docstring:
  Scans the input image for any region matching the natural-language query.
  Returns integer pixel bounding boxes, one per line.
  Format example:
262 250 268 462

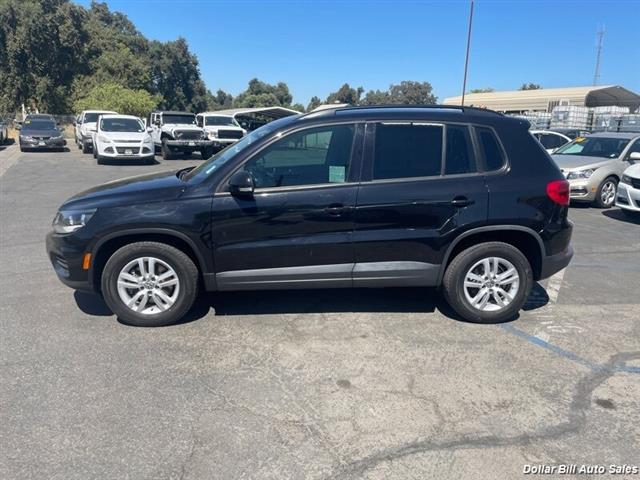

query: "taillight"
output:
546 179 570 206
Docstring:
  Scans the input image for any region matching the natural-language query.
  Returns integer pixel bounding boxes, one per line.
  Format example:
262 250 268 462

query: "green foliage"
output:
519 83 542 90
234 78 294 108
306 96 322 112
360 81 437 105
74 83 160 117
469 87 495 93
0 0 213 114
290 103 305 113
326 84 364 105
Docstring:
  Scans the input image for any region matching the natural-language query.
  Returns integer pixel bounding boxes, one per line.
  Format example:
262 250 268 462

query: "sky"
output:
75 0 640 105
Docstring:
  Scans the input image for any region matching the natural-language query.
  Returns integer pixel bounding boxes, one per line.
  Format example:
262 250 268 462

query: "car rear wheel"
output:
101 242 198 327
443 242 533 323
594 176 617 208
82 141 91 154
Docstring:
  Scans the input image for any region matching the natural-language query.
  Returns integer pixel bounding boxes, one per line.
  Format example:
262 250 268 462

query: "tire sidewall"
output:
101 244 196 327
445 243 533 323
594 177 618 209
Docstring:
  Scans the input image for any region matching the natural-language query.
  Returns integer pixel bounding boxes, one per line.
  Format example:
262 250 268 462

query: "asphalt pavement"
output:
1 144 638 479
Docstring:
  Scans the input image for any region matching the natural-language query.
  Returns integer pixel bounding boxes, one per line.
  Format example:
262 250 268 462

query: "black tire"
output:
77 138 82 150
82 140 91 154
593 176 617 209
442 242 533 323
161 140 173 160
96 155 104 165
92 145 98 159
20 146 26 152
101 242 199 327
202 147 214 160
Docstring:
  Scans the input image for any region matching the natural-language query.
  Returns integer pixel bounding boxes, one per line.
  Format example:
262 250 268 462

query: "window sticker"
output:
329 165 346 183
575 137 586 143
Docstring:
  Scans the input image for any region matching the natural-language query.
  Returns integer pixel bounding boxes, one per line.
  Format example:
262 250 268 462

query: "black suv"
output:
46 106 573 326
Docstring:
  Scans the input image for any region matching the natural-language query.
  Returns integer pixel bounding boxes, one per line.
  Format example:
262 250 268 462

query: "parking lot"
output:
1 144 638 479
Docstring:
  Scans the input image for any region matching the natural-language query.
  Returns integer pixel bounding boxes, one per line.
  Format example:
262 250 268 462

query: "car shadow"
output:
98 157 160 166
602 208 640 225
73 282 551 327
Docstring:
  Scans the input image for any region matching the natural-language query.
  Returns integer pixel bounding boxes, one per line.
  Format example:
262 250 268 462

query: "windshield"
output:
84 112 111 123
23 120 56 131
553 136 630 158
205 116 237 126
163 114 196 125
184 119 290 182
101 117 144 132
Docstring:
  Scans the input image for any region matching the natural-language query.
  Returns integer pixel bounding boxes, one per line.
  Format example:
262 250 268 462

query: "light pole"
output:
461 0 475 106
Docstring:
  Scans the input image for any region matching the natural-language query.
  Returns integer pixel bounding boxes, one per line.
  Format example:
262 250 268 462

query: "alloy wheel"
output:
600 180 616 206
463 257 520 312
116 257 180 315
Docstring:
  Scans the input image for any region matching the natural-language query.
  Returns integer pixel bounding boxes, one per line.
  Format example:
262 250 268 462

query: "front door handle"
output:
324 204 351 216
451 196 474 208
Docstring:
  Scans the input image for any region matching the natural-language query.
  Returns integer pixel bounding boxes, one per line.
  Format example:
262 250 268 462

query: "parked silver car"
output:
551 132 640 208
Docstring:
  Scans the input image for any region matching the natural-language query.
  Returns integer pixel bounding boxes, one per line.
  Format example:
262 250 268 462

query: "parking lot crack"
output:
327 352 640 479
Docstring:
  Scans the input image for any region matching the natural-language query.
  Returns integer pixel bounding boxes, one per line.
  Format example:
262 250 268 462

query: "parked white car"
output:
149 111 214 160
531 130 571 154
92 114 155 164
75 110 117 154
196 112 246 151
616 161 640 217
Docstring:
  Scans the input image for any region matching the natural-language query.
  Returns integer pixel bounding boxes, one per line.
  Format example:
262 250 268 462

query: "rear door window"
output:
475 127 506 171
373 123 443 180
445 125 476 175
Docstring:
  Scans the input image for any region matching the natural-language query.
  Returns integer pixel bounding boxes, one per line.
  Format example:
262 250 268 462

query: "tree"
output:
234 78 293 108
326 84 364 105
306 96 322 111
469 87 495 93
211 89 233 110
291 103 305 113
73 83 160 117
519 83 542 90
361 81 437 106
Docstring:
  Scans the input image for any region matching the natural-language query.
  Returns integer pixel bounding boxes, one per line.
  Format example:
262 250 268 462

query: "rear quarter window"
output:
475 126 506 171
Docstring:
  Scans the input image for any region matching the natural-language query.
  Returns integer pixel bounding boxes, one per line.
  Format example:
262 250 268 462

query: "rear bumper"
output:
539 244 574 280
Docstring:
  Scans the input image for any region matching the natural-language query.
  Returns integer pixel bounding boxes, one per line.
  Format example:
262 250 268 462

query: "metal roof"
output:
213 107 301 120
443 85 640 112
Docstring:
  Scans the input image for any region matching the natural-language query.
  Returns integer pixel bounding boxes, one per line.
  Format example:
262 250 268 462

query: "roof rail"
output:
333 104 504 116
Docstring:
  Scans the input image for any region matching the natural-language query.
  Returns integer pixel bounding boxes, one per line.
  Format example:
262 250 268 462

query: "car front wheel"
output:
594 176 617 208
101 242 199 327
443 242 533 323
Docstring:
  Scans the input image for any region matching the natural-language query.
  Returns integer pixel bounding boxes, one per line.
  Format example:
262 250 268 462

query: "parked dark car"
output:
19 118 66 152
46 105 573 327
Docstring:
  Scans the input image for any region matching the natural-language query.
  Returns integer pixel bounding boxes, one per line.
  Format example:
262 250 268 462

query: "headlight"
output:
52 209 96 234
566 169 594 180
208 131 218 139
97 135 111 143
21 135 34 142
142 134 152 143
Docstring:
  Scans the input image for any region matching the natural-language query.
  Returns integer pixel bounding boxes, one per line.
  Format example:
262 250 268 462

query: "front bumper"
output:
46 231 93 291
539 245 574 280
164 139 214 151
21 138 66 149
98 143 154 160
616 181 640 211
567 178 597 202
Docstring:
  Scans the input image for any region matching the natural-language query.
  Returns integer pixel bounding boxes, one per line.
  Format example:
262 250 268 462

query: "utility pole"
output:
461 0 474 106
593 26 605 86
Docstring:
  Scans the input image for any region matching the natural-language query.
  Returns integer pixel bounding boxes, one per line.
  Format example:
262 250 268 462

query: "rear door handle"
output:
451 196 474 208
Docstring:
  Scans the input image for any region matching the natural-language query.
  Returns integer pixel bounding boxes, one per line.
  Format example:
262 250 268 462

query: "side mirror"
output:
16 124 21 130
90 126 97 132
146 127 153 133
228 171 254 197
628 152 640 161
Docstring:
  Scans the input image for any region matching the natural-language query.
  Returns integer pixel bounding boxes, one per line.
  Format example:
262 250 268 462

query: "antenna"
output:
593 26 605 85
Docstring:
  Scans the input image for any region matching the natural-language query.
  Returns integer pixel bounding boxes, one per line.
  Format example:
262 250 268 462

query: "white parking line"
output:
0 144 20 178
545 267 566 304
